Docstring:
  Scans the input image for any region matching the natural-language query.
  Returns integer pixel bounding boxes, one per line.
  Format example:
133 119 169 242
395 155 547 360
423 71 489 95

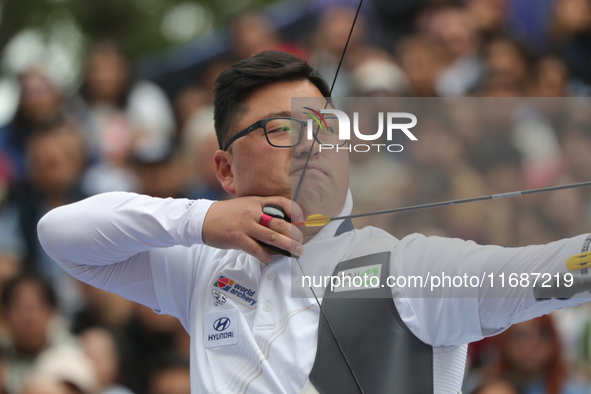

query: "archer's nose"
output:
292 127 320 159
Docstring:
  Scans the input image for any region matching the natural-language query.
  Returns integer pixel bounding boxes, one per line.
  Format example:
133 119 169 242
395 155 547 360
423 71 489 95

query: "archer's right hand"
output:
202 197 304 264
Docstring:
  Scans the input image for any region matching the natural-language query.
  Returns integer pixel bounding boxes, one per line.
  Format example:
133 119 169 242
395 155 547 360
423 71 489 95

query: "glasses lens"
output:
265 118 301 147
313 116 346 146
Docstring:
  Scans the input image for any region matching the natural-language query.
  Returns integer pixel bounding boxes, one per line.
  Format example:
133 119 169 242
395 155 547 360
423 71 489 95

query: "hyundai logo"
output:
213 317 231 332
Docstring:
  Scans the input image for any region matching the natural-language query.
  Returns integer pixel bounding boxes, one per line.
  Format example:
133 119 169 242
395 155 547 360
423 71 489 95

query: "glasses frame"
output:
223 116 347 151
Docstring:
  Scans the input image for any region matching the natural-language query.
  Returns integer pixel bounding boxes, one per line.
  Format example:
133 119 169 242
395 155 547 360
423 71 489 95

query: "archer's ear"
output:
214 150 236 195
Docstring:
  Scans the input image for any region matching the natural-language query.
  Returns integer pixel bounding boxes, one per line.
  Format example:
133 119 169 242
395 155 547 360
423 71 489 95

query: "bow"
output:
291 1 366 392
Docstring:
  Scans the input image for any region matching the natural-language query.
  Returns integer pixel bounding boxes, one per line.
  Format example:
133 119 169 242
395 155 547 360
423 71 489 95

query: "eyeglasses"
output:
223 116 347 151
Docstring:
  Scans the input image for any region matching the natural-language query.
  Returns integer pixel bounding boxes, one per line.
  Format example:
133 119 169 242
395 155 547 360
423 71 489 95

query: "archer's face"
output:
214 80 349 219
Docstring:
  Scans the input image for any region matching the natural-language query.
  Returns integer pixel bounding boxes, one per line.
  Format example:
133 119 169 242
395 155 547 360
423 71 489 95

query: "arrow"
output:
293 180 591 227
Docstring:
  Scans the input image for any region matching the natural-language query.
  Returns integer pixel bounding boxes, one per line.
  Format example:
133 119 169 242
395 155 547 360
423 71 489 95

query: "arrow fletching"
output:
294 214 332 227
566 252 591 271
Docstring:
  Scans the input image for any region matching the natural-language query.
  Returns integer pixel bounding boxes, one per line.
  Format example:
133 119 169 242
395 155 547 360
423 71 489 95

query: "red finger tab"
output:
259 213 274 228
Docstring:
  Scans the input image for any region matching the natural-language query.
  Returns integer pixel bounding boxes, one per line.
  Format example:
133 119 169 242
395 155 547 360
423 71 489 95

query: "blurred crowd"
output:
2 0 591 392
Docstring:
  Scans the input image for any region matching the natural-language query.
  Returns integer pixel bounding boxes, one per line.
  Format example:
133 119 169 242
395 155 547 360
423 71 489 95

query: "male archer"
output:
38 50 591 393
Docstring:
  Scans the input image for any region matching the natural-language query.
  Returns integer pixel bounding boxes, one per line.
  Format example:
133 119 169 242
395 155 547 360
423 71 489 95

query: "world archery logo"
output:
211 275 257 307
213 276 235 292
303 106 328 131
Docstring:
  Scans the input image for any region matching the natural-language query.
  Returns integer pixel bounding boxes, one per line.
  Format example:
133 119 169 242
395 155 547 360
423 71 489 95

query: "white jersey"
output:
38 191 591 394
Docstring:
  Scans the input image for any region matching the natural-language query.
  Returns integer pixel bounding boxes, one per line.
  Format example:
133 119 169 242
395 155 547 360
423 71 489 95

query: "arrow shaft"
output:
328 180 591 222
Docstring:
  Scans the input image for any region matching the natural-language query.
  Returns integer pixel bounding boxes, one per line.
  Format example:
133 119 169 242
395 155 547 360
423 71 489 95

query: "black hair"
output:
1 274 58 311
213 50 331 149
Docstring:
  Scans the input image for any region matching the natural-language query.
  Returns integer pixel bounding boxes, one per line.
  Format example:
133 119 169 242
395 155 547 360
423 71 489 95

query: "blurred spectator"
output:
541 176 588 238
71 283 134 335
404 111 487 240
0 196 23 315
1 275 84 394
1 120 86 311
309 6 369 96
22 380 88 394
70 285 135 390
173 85 211 138
471 140 523 196
0 154 9 206
501 102 562 188
385 209 451 241
513 206 562 246
24 346 98 394
232 13 282 61
68 39 175 195
396 34 446 96
470 140 524 246
349 49 409 96
466 0 508 41
80 328 134 394
133 145 186 199
427 6 484 96
556 122 591 185
123 305 188 393
147 352 191 394
485 315 588 394
370 0 430 50
480 36 532 96
483 98 563 188
0 68 64 182
344 98 409 232
530 55 570 97
181 106 232 201
200 60 233 103
551 304 591 379
550 0 591 85
0 353 7 394
23 121 86 211
0 155 22 344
